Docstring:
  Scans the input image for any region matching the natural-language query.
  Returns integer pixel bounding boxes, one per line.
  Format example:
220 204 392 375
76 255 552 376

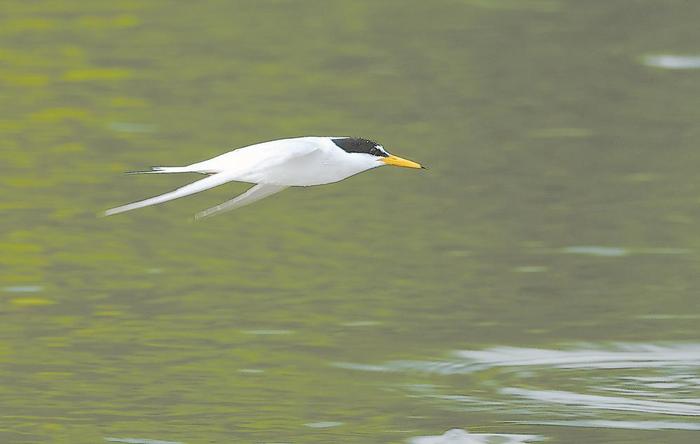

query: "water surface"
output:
1 1 700 443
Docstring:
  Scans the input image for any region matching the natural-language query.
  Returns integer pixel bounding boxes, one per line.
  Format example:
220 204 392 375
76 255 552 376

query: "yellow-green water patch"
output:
31 107 91 123
76 14 141 29
9 297 55 306
109 122 158 133
0 73 50 88
94 310 124 317
35 372 74 380
2 18 56 33
109 97 150 108
49 142 85 153
63 68 132 82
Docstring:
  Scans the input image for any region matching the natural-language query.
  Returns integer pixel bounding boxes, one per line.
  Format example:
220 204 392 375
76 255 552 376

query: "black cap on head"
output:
331 137 388 157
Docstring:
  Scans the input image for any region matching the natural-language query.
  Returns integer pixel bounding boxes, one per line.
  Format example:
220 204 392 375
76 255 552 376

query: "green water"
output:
2 1 700 443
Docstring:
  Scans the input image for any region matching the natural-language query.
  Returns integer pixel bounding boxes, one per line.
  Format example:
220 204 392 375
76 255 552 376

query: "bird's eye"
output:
369 146 385 157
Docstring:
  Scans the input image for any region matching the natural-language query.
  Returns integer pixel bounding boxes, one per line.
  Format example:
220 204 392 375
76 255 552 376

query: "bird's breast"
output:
244 151 372 186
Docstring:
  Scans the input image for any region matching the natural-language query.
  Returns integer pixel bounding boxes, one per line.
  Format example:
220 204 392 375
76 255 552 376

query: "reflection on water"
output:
561 246 629 257
105 438 182 444
337 343 700 373
304 421 344 429
560 246 692 257
501 388 700 416
643 54 700 70
3 0 700 442
2 285 44 293
338 343 700 432
408 428 543 444
517 420 700 431
454 343 700 370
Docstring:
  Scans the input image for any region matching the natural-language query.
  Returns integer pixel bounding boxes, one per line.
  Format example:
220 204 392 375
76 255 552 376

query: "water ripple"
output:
407 428 543 444
335 343 700 374
501 387 700 416
105 438 182 444
453 343 700 371
336 343 700 432
516 419 700 431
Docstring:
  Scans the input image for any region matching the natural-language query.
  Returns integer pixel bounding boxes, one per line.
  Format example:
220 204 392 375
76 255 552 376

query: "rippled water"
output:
338 342 700 434
2 1 700 443
408 428 543 444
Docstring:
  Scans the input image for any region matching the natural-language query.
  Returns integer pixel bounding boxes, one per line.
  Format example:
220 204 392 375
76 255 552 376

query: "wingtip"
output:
103 206 126 217
193 210 212 221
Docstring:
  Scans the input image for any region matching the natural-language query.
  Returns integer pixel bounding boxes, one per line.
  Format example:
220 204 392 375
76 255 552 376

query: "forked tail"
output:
103 172 236 216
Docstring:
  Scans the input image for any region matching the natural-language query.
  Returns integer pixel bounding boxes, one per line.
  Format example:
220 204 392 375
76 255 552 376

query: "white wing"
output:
104 172 237 216
194 183 288 220
189 137 322 177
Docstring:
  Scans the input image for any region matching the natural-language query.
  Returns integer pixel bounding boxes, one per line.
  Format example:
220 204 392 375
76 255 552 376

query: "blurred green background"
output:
1 1 700 443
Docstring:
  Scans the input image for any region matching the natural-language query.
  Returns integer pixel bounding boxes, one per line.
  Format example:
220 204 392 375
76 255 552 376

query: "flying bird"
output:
104 136 425 219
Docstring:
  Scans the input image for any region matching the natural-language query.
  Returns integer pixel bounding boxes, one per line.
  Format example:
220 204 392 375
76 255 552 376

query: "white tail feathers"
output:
103 172 237 216
126 166 192 175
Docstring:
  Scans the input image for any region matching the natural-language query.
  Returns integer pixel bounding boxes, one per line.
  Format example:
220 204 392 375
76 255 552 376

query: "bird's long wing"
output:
104 172 238 216
195 183 288 220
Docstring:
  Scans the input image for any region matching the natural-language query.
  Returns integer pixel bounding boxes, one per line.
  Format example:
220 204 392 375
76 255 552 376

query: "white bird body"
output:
104 136 423 219
187 137 378 186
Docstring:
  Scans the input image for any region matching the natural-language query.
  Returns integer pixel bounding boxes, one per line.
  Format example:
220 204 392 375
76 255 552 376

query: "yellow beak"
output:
381 154 425 169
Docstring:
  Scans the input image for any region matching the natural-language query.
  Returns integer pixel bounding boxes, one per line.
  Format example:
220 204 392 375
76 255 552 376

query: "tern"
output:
104 136 424 219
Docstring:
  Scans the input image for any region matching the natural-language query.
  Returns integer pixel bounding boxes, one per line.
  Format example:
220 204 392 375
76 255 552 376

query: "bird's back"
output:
188 137 346 185
188 137 317 172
